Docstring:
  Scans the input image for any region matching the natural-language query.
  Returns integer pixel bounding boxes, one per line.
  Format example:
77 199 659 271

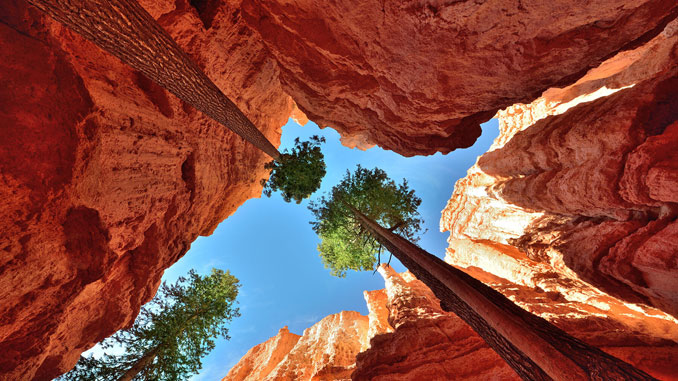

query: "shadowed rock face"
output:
0 1 291 379
241 0 678 156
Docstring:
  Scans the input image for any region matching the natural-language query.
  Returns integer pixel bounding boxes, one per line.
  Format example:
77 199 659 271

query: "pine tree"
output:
308 165 423 276
262 135 327 204
59 269 240 381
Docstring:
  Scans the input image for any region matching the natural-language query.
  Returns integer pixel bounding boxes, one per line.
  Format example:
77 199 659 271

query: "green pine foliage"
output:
58 269 240 381
308 165 423 277
261 135 326 204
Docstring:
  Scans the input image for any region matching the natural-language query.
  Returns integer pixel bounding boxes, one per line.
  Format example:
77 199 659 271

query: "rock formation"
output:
226 12 678 381
224 311 372 381
241 0 678 155
441 17 678 318
2 0 678 379
226 264 678 380
223 326 301 381
0 1 291 379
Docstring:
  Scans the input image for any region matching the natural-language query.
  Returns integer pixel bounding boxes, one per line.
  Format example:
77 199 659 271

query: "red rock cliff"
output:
226 264 678 380
442 17 678 319
0 1 292 379
3 0 678 379
241 0 678 155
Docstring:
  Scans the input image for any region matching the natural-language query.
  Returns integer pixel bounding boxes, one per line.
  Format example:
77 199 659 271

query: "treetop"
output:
308 165 423 277
261 135 326 204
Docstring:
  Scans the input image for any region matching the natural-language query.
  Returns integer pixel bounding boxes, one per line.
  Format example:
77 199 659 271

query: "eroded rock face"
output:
442 16 678 318
241 0 678 155
228 264 678 380
5 0 678 379
352 266 518 381
225 311 373 381
0 1 291 379
223 326 301 381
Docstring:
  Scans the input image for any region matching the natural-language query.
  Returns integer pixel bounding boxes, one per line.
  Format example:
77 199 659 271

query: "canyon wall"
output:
226 12 678 381
441 17 678 318
241 0 678 155
0 1 292 379
226 265 678 380
2 0 678 379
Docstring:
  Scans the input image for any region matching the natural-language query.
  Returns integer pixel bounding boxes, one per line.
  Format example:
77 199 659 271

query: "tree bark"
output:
27 0 281 160
349 205 656 381
116 347 158 381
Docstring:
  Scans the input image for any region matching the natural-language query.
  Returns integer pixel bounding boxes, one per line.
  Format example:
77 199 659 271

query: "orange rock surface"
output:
0 1 291 379
353 266 519 381
442 17 678 318
225 311 372 381
3 0 678 379
241 0 678 155
223 327 301 381
228 264 678 380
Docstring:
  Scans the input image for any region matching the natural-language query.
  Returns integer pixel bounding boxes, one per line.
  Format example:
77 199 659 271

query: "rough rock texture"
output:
227 264 678 380
352 266 518 381
442 17 678 318
241 0 678 155
5 0 678 379
224 266 517 381
0 1 292 379
223 326 301 381
225 311 372 381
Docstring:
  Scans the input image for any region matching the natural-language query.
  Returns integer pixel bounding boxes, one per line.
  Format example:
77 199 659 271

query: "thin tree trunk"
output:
27 0 281 160
349 205 656 381
116 347 159 381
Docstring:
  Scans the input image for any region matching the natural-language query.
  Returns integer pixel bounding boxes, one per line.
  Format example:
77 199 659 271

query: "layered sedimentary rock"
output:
241 0 678 155
225 266 518 381
227 264 678 380
0 2 291 379
4 0 678 379
224 310 373 381
223 326 301 381
352 266 518 381
442 17 678 319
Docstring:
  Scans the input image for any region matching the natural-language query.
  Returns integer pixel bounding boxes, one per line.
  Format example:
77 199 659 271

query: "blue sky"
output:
160 117 499 380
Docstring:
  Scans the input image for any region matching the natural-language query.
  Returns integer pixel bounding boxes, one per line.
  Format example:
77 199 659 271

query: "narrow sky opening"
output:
160 117 500 380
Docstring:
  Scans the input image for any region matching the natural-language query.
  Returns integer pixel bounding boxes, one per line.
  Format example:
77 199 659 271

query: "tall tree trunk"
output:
116 346 159 381
349 205 656 381
27 0 281 160
116 311 200 380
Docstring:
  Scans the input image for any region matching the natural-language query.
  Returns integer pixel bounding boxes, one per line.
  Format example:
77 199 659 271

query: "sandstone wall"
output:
241 0 678 155
0 1 291 379
224 310 373 381
441 17 678 318
227 264 678 380
3 0 678 379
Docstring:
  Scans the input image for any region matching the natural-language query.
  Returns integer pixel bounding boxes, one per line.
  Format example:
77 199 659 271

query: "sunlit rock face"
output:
4 0 678 378
352 266 518 381
241 0 678 156
228 264 678 380
225 311 374 381
441 17 678 376
0 1 292 379
225 266 517 381
223 327 301 381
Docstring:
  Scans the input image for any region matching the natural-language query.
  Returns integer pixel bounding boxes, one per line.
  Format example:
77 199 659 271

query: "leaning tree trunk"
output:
26 0 281 160
349 206 656 381
117 347 159 381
